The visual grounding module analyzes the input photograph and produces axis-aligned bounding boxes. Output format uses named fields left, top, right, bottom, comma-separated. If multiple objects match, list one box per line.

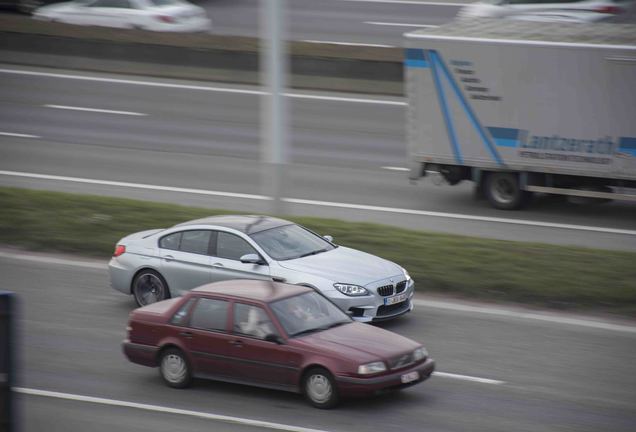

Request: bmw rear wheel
left=132, top=269, right=170, bottom=307
left=303, top=368, right=339, bottom=409
left=159, top=348, right=191, bottom=389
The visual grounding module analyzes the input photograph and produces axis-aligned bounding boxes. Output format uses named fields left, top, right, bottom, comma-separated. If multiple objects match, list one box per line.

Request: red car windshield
left=270, top=292, right=351, bottom=337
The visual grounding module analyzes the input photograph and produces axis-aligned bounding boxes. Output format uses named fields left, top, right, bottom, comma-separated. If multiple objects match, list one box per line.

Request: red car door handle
left=179, top=331, right=193, bottom=339
left=229, top=340, right=243, bottom=347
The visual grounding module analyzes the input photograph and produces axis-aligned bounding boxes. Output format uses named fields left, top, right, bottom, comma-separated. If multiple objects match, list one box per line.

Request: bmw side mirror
left=264, top=334, right=285, bottom=344
left=240, top=254, right=265, bottom=265
left=323, top=235, right=333, bottom=243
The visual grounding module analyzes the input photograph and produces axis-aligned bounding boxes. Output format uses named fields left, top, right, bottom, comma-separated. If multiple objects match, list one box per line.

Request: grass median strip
left=1, top=187, right=634, bottom=316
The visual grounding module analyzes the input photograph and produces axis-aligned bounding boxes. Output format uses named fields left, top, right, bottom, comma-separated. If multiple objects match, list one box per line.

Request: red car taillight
left=594, top=5, right=622, bottom=14
left=156, top=15, right=176, bottom=23
left=113, top=245, right=126, bottom=257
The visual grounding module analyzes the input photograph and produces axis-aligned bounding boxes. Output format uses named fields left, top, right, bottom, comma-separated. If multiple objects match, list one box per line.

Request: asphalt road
left=1, top=65, right=636, bottom=251
left=5, top=251, right=636, bottom=432
left=205, top=0, right=466, bottom=46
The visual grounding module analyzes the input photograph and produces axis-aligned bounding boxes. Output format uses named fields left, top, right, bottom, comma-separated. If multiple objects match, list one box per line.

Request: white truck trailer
left=405, top=20, right=636, bottom=209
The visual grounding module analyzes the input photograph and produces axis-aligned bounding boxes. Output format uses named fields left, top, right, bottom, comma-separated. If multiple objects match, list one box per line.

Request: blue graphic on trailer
left=427, top=49, right=463, bottom=164
left=406, top=48, right=504, bottom=166
left=488, top=127, right=528, bottom=148
left=405, top=48, right=430, bottom=68
left=618, top=137, right=636, bottom=156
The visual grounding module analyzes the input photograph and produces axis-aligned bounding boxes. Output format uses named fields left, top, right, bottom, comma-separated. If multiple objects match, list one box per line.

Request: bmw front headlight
left=413, top=347, right=428, bottom=362
left=334, top=283, right=369, bottom=296
left=401, top=267, right=411, bottom=282
left=358, top=361, right=387, bottom=375
left=401, top=267, right=414, bottom=287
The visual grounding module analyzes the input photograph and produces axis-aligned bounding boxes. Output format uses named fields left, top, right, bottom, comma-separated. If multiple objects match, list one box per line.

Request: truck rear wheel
left=484, top=172, right=530, bottom=210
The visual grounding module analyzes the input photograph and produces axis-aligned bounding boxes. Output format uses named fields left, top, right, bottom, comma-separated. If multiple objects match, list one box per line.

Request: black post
left=0, top=291, right=15, bottom=432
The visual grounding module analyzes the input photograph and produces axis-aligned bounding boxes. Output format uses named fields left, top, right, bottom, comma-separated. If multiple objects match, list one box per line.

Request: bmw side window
left=180, top=230, right=212, bottom=255
left=170, top=298, right=195, bottom=326
left=189, top=298, right=228, bottom=332
left=159, top=232, right=181, bottom=251
left=94, top=0, right=131, bottom=7
left=216, top=232, right=258, bottom=261
left=89, top=0, right=114, bottom=6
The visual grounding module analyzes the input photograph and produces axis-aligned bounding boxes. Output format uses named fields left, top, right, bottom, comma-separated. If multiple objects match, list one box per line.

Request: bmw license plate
left=384, top=292, right=407, bottom=306
left=401, top=371, right=419, bottom=384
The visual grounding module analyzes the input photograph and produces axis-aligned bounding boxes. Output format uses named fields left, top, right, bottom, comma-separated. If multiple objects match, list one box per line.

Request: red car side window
left=189, top=298, right=228, bottom=332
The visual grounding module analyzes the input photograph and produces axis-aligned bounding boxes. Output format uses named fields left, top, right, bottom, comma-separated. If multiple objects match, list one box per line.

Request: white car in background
left=34, top=0, right=212, bottom=32
left=457, top=0, right=633, bottom=20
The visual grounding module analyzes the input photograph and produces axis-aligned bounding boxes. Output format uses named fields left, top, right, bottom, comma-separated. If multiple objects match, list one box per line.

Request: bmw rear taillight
left=594, top=5, right=622, bottom=14
left=113, top=244, right=126, bottom=257
left=157, top=15, right=176, bottom=23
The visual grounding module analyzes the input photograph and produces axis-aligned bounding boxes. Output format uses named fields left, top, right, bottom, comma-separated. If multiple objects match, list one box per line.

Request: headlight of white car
left=401, top=267, right=411, bottom=282
left=334, top=283, right=368, bottom=296
left=358, top=361, right=387, bottom=375
left=413, top=347, right=428, bottom=362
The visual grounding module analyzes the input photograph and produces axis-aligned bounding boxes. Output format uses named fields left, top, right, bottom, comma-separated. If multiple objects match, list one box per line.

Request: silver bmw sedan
left=109, top=215, right=414, bottom=322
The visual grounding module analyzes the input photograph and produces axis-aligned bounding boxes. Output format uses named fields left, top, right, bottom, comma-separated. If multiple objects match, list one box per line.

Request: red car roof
left=190, top=280, right=311, bottom=303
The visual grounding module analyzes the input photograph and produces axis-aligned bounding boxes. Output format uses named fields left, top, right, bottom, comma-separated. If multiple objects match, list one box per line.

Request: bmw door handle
left=164, top=255, right=175, bottom=262
left=229, top=340, right=243, bottom=348
left=179, top=331, right=193, bottom=339
left=212, top=263, right=224, bottom=268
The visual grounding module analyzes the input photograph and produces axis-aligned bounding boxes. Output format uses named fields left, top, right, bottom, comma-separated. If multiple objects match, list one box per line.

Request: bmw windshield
left=250, top=224, right=336, bottom=261
left=271, top=292, right=351, bottom=337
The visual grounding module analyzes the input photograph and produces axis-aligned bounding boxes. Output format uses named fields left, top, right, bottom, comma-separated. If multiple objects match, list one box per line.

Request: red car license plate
left=401, top=371, right=419, bottom=384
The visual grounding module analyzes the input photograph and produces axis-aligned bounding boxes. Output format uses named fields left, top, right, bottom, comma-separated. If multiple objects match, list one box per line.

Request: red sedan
left=123, top=280, right=435, bottom=408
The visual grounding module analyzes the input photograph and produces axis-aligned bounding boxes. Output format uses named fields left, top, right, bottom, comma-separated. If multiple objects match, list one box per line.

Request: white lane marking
left=0, top=250, right=107, bottom=270
left=1, top=170, right=635, bottom=237
left=282, top=197, right=636, bottom=236
left=0, top=68, right=264, bottom=95
left=414, top=299, right=636, bottom=335
left=301, top=39, right=396, bottom=48
left=364, top=21, right=440, bottom=27
left=0, top=68, right=404, bottom=107
left=14, top=388, right=332, bottom=432
left=44, top=104, right=147, bottom=116
left=433, top=372, right=504, bottom=385
left=404, top=33, right=636, bottom=51
left=0, top=170, right=271, bottom=201
left=381, top=166, right=410, bottom=171
left=285, top=93, right=405, bottom=106
left=1, top=250, right=635, bottom=335
left=0, top=132, right=41, bottom=139
left=340, top=0, right=466, bottom=6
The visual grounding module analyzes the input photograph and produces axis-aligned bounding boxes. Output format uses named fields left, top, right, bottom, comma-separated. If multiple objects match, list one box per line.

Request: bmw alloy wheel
left=133, top=271, right=168, bottom=306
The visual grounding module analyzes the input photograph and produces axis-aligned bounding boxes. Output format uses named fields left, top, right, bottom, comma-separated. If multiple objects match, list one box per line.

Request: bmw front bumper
left=325, top=278, right=415, bottom=322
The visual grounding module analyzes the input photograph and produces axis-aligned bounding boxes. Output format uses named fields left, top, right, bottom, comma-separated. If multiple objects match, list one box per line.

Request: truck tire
left=484, top=172, right=530, bottom=210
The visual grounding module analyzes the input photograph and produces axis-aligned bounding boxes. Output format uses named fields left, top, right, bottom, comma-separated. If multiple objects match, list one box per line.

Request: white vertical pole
left=261, top=0, right=288, bottom=215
